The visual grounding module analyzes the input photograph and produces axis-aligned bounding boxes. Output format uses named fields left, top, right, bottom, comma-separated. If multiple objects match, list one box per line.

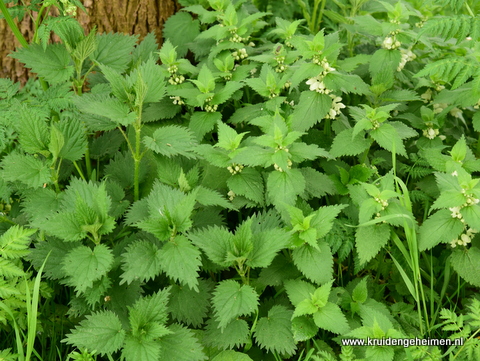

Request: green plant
left=1, top=0, right=480, bottom=359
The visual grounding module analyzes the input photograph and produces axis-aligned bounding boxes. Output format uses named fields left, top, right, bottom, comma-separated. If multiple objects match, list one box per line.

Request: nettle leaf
left=211, top=350, right=253, bottom=361
left=293, top=241, right=333, bottom=285
left=227, top=168, right=264, bottom=205
left=91, top=33, right=138, bottom=72
left=212, top=280, right=259, bottom=330
left=189, top=111, right=222, bottom=139
left=168, top=279, right=213, bottom=327
left=62, top=244, right=114, bottom=294
left=419, top=209, right=464, bottom=251
left=255, top=305, right=296, bottom=356
left=57, top=117, right=88, bottom=161
left=122, top=335, right=161, bottom=361
left=355, top=223, right=391, bottom=264
left=163, top=12, right=200, bottom=58
left=143, top=125, right=197, bottom=158
left=330, top=128, right=372, bottom=158
left=15, top=105, right=49, bottom=155
left=158, top=323, right=207, bottom=361
left=196, top=186, right=233, bottom=209
left=158, top=235, right=202, bottom=291
left=247, top=228, right=290, bottom=268
left=291, top=316, right=318, bottom=342
left=450, top=247, right=480, bottom=288
left=188, top=225, right=232, bottom=267
left=290, top=92, right=331, bottom=132
left=74, top=93, right=137, bottom=126
left=370, top=123, right=406, bottom=156
left=13, top=44, right=74, bottom=84
left=267, top=169, right=305, bottom=207
left=1, top=152, right=50, bottom=188
left=120, top=240, right=162, bottom=285
left=284, top=279, right=316, bottom=307
left=128, top=289, right=170, bottom=332
left=313, top=302, right=350, bottom=334
left=204, top=318, right=250, bottom=350
left=28, top=237, right=81, bottom=280
left=64, top=310, right=125, bottom=355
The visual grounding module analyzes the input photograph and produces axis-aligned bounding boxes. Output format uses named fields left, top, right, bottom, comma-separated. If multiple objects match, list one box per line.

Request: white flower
left=449, top=206, right=462, bottom=219
left=306, top=77, right=330, bottom=94
left=450, top=239, right=458, bottom=248
left=423, top=128, right=439, bottom=139
left=421, top=89, right=432, bottom=103
left=382, top=36, right=401, bottom=50
left=460, top=233, right=471, bottom=246
left=450, top=107, right=463, bottom=119
left=451, top=170, right=458, bottom=177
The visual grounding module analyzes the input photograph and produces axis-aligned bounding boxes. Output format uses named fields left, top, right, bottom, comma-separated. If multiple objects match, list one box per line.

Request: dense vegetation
left=1, top=0, right=480, bottom=360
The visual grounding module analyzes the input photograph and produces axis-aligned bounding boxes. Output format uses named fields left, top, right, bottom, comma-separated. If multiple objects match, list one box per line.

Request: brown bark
left=0, top=0, right=180, bottom=82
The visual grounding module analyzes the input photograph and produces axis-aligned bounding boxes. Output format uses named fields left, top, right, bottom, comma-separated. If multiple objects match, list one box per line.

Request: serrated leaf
left=158, top=235, right=201, bottom=291
left=370, top=123, right=406, bottom=156
left=189, top=226, right=232, bottom=267
left=189, top=111, right=221, bottom=139
left=355, top=223, right=390, bottom=264
left=196, top=186, right=233, bottom=209
left=290, top=91, right=331, bottom=132
left=211, top=350, right=253, bottom=361
left=128, top=289, right=170, bottom=333
left=15, top=105, right=49, bottom=155
left=212, top=280, right=259, bottom=330
left=1, top=153, right=50, bottom=188
left=254, top=305, right=296, bottom=356
left=64, top=310, right=125, bottom=355
left=13, top=44, right=74, bottom=84
left=63, top=244, right=114, bottom=294
left=284, top=279, right=316, bottom=307
left=163, top=12, right=200, bottom=58
left=204, top=318, right=250, bottom=350
left=419, top=209, right=464, bottom=251
left=292, top=241, right=333, bottom=285
left=91, top=33, right=138, bottom=72
left=158, top=324, right=207, bottom=361
left=313, top=302, right=350, bottom=334
left=330, top=128, right=372, bottom=157
left=120, top=240, right=162, bottom=285
left=0, top=225, right=35, bottom=260
left=57, top=117, right=88, bottom=161
left=291, top=316, right=319, bottom=342
left=247, top=228, right=290, bottom=268
left=122, top=335, right=161, bottom=361
left=227, top=168, right=264, bottom=205
left=267, top=169, right=305, bottom=207
left=143, top=125, right=197, bottom=158
left=450, top=247, right=480, bottom=287
left=169, top=280, right=213, bottom=327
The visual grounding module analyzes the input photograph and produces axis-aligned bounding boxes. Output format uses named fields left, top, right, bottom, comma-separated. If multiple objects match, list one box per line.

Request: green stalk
left=0, top=1, right=29, bottom=48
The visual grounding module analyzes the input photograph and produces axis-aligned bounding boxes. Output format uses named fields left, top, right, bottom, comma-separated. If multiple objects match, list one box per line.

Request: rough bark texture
left=0, top=0, right=180, bottom=82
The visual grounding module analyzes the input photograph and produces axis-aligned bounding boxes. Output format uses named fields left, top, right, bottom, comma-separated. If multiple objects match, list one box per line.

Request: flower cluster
left=374, top=197, right=389, bottom=210
left=170, top=96, right=184, bottom=105
left=382, top=36, right=401, bottom=50
left=227, top=190, right=235, bottom=201
left=167, top=65, right=185, bottom=85
left=422, top=127, right=439, bottom=139
left=306, top=77, right=330, bottom=94
left=204, top=104, right=218, bottom=112
left=326, top=95, right=346, bottom=119
left=450, top=228, right=477, bottom=248
left=232, top=48, right=248, bottom=61
left=275, top=55, right=287, bottom=73
left=227, top=163, right=244, bottom=175
left=60, top=0, right=77, bottom=16
left=397, top=49, right=416, bottom=71
left=433, top=103, right=448, bottom=114
left=273, top=159, right=292, bottom=172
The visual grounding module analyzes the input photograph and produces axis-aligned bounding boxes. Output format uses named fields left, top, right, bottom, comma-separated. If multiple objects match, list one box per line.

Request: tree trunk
left=0, top=0, right=180, bottom=82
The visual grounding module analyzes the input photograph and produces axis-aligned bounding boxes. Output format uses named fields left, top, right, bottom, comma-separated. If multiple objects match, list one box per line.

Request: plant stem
left=0, top=1, right=29, bottom=48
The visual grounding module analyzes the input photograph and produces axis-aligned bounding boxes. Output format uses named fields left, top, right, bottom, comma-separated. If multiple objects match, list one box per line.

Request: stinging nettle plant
left=2, top=0, right=480, bottom=359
